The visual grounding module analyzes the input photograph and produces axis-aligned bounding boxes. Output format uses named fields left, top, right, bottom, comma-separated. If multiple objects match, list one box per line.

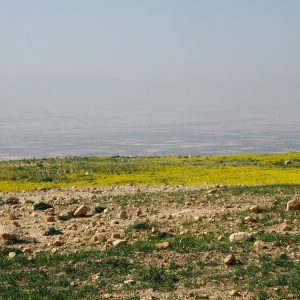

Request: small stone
left=224, top=254, right=236, bottom=265
left=244, top=216, right=256, bottom=223
left=118, top=210, right=128, bottom=220
left=218, top=235, right=223, bottom=241
left=151, top=227, right=157, bottom=233
left=7, top=196, right=19, bottom=205
left=91, top=273, right=100, bottom=282
left=112, top=239, right=126, bottom=246
left=194, top=216, right=200, bottom=221
left=74, top=205, right=90, bottom=217
left=250, top=206, right=261, bottom=213
left=8, top=252, right=17, bottom=259
left=111, top=233, right=121, bottom=239
left=282, top=225, right=292, bottom=232
left=229, top=232, right=252, bottom=242
left=155, top=241, right=170, bottom=249
left=110, top=219, right=119, bottom=225
left=287, top=200, right=300, bottom=211
left=46, top=216, right=56, bottom=222
left=229, top=290, right=241, bottom=296
left=124, top=279, right=135, bottom=285
left=45, top=208, right=55, bottom=216
left=23, top=247, right=33, bottom=254
left=53, top=240, right=63, bottom=246
left=93, top=234, right=106, bottom=242
left=254, top=240, right=268, bottom=249
left=206, top=189, right=217, bottom=195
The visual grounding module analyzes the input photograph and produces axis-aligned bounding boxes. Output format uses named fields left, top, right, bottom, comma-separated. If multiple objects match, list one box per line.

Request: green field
left=1, top=153, right=300, bottom=191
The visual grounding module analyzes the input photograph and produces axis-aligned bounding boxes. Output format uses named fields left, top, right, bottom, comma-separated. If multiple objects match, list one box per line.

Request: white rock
left=112, top=239, right=126, bottom=246
left=229, top=232, right=252, bottom=242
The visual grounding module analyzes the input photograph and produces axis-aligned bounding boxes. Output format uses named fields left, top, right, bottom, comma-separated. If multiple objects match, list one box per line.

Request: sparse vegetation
left=0, top=153, right=300, bottom=192
left=44, top=227, right=63, bottom=236
left=33, top=202, right=53, bottom=211
left=0, top=155, right=299, bottom=299
left=57, top=210, right=75, bottom=221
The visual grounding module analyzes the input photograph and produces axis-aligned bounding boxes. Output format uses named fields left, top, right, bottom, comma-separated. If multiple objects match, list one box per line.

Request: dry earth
left=0, top=185, right=300, bottom=299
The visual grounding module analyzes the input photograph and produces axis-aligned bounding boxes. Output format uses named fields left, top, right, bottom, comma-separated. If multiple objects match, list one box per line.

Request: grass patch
left=44, top=227, right=63, bottom=236
left=33, top=202, right=54, bottom=211
left=58, top=211, right=75, bottom=221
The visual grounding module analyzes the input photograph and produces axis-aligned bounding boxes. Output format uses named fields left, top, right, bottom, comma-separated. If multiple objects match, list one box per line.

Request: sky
left=1, top=0, right=300, bottom=114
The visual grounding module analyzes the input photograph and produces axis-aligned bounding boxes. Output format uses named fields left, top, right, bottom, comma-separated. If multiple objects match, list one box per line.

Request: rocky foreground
left=0, top=185, right=300, bottom=299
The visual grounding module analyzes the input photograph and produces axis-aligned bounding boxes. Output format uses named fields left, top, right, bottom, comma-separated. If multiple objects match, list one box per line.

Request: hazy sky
left=1, top=0, right=300, bottom=113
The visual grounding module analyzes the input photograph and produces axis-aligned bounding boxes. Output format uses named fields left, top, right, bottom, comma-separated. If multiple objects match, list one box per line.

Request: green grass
left=0, top=230, right=299, bottom=299
left=33, top=202, right=54, bottom=211
left=44, top=227, right=63, bottom=236
left=1, top=153, right=300, bottom=191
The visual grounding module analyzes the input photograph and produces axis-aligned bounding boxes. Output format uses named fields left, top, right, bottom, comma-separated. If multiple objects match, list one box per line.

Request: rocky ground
left=0, top=184, right=300, bottom=299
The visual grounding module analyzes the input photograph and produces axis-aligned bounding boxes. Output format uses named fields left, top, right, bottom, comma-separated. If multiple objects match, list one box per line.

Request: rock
left=110, top=220, right=119, bottom=225
left=111, top=233, right=121, bottom=239
left=23, top=247, right=33, bottom=254
left=166, top=214, right=173, bottom=220
left=112, top=239, right=126, bottom=246
left=229, top=232, right=252, bottom=242
left=287, top=200, right=300, bottom=211
left=92, top=234, right=106, bottom=243
left=244, top=216, right=256, bottom=223
left=53, top=240, right=63, bottom=246
left=254, top=240, right=269, bottom=249
left=206, top=189, right=217, bottom=195
left=0, top=225, right=17, bottom=241
left=194, top=216, right=200, bottom=221
left=124, top=279, right=135, bottom=285
left=229, top=290, right=241, bottom=296
left=7, top=196, right=19, bottom=205
left=226, top=204, right=234, bottom=209
left=224, top=254, right=236, bottom=265
left=282, top=225, right=292, bottom=232
left=155, top=241, right=170, bottom=249
left=8, top=252, right=17, bottom=259
left=45, top=208, right=55, bottom=216
left=46, top=216, right=56, bottom=222
left=250, top=206, right=261, bottom=213
left=9, top=214, right=18, bottom=220
left=118, top=210, right=128, bottom=220
left=91, top=273, right=100, bottom=282
left=151, top=227, right=158, bottom=233
left=74, top=205, right=90, bottom=217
